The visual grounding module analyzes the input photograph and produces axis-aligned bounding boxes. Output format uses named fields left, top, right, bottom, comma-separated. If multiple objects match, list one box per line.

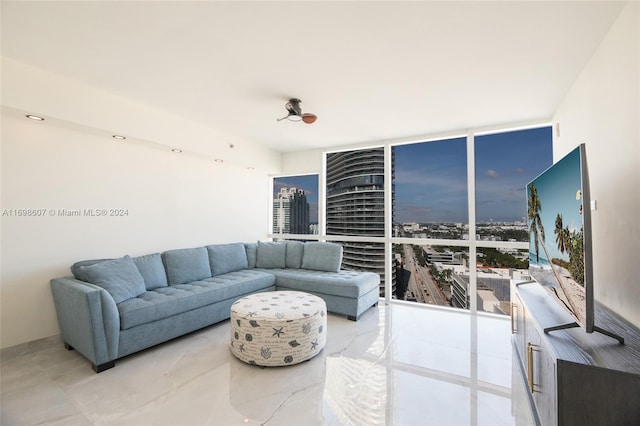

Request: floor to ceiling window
left=270, top=123, right=552, bottom=315
left=391, top=136, right=469, bottom=308
left=472, top=126, right=553, bottom=314
left=389, top=126, right=551, bottom=314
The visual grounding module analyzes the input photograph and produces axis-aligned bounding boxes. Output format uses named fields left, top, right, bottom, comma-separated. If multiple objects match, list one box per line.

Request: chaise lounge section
left=50, top=241, right=380, bottom=372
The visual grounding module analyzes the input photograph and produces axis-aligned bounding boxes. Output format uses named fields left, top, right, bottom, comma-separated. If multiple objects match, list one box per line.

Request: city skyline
left=273, top=175, right=319, bottom=224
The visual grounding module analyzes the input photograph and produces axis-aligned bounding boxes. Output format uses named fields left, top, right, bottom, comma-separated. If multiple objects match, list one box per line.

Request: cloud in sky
left=486, top=169, right=499, bottom=178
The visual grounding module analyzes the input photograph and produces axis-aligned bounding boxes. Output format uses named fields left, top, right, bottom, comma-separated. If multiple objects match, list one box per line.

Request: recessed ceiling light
left=214, top=159, right=223, bottom=163
left=26, top=114, right=45, bottom=121
left=112, top=135, right=126, bottom=140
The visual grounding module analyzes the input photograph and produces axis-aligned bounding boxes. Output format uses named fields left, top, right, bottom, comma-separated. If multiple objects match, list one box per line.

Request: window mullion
left=384, top=143, right=393, bottom=304
left=467, top=133, right=477, bottom=314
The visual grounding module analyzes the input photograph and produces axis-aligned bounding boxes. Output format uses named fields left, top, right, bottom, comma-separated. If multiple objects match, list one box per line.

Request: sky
left=394, top=136, right=469, bottom=223
left=274, top=126, right=553, bottom=226
left=474, top=126, right=553, bottom=223
left=394, top=127, right=552, bottom=223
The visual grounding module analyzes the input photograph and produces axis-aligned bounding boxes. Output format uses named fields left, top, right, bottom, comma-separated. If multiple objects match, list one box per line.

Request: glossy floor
left=1, top=302, right=536, bottom=425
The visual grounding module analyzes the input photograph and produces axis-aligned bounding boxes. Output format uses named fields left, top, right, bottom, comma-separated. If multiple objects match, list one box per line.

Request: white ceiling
left=1, top=1, right=626, bottom=153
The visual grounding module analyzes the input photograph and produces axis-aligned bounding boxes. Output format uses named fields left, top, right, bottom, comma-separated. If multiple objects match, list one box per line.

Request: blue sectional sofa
left=50, top=241, right=380, bottom=372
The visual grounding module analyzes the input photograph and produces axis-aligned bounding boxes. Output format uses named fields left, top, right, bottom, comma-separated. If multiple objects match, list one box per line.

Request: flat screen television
left=527, top=144, right=622, bottom=342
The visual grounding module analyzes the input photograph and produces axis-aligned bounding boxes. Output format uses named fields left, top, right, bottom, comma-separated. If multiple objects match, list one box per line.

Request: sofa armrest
left=50, top=277, right=120, bottom=367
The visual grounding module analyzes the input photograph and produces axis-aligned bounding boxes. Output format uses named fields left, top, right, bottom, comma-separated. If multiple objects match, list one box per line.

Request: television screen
left=527, top=144, right=594, bottom=332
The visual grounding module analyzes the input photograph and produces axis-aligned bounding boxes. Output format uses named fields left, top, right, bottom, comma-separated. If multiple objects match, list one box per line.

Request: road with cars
left=402, top=244, right=447, bottom=306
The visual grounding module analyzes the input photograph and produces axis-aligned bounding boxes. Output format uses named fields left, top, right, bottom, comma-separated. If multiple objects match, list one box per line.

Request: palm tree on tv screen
left=529, top=182, right=579, bottom=315
left=528, top=183, right=544, bottom=263
left=554, top=214, right=571, bottom=255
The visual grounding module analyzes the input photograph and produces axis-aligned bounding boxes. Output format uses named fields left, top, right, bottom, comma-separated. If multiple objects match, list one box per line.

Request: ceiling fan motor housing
left=278, top=97, right=316, bottom=123
left=286, top=98, right=303, bottom=117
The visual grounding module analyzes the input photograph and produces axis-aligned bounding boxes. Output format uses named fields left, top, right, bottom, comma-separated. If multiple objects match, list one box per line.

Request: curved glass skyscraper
left=326, top=148, right=394, bottom=296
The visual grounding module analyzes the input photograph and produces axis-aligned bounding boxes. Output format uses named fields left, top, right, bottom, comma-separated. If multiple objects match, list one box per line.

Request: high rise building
left=273, top=187, right=310, bottom=234
left=326, top=148, right=395, bottom=296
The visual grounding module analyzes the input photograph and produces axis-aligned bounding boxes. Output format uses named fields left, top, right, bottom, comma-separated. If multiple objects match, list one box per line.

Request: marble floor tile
left=1, top=302, right=535, bottom=425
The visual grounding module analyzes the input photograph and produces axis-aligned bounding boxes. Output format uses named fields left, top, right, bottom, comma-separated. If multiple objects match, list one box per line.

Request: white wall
left=553, top=2, right=639, bottom=327
left=280, top=149, right=323, bottom=176
left=0, top=111, right=276, bottom=348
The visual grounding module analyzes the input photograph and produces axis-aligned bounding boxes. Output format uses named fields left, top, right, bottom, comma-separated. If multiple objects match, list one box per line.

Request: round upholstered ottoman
left=230, top=291, right=327, bottom=367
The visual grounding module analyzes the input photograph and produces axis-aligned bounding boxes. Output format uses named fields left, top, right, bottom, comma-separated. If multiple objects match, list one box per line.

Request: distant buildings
left=450, top=267, right=531, bottom=314
left=423, top=247, right=463, bottom=265
left=418, top=243, right=530, bottom=314
left=402, top=223, right=421, bottom=232
left=395, top=221, right=529, bottom=313
left=273, top=187, right=311, bottom=234
left=401, top=221, right=527, bottom=242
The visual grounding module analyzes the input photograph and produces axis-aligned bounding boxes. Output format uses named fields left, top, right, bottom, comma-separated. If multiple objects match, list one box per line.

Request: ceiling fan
left=277, top=98, right=317, bottom=124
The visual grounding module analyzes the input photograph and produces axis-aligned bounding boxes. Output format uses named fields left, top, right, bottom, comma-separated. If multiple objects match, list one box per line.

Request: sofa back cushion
left=301, top=242, right=343, bottom=272
left=74, top=255, right=146, bottom=304
left=256, top=241, right=286, bottom=269
left=71, top=258, right=112, bottom=277
left=132, top=253, right=168, bottom=290
left=206, top=243, right=249, bottom=276
left=285, top=241, right=305, bottom=269
left=245, top=243, right=258, bottom=268
left=162, top=247, right=211, bottom=285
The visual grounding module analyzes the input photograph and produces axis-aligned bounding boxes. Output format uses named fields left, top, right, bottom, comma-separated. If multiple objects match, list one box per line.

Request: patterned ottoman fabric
left=230, top=291, right=327, bottom=366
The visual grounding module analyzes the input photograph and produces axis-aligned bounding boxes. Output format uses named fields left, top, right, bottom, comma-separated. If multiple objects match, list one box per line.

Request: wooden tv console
left=511, top=282, right=640, bottom=426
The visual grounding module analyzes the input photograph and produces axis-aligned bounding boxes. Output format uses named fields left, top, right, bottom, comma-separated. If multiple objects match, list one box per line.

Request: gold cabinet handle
left=527, top=342, right=536, bottom=393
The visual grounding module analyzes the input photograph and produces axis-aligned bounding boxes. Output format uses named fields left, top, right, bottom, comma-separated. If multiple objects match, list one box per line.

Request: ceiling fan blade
left=302, top=113, right=317, bottom=124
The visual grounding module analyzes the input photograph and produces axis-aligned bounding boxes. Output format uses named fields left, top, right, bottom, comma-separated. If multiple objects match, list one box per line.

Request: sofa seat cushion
left=262, top=268, right=380, bottom=299
left=118, top=270, right=276, bottom=330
